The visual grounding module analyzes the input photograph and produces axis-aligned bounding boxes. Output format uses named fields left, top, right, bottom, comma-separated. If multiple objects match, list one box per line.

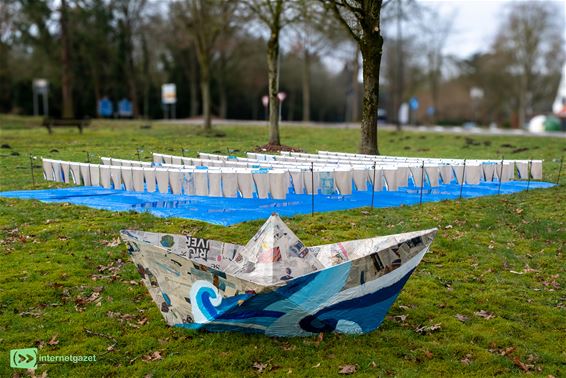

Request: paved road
left=161, top=118, right=566, bottom=138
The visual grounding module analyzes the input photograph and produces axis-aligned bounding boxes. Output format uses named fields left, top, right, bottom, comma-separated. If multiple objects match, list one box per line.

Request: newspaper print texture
left=120, top=214, right=437, bottom=336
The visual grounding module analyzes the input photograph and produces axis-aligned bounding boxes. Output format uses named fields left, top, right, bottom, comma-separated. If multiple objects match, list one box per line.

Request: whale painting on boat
left=120, top=214, right=437, bottom=336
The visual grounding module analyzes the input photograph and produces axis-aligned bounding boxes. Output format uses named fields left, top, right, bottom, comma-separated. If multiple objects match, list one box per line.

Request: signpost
left=409, top=96, right=419, bottom=125
left=33, top=79, right=49, bottom=117
left=161, top=83, right=177, bottom=119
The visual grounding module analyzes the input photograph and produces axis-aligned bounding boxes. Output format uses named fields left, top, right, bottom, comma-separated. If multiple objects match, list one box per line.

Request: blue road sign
left=98, top=98, right=113, bottom=117
left=409, top=97, right=419, bottom=110
left=118, top=99, right=133, bottom=117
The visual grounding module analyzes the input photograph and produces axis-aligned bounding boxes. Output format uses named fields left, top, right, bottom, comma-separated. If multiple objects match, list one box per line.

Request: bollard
left=497, top=156, right=505, bottom=195
left=29, top=154, right=36, bottom=186
left=526, top=159, right=531, bottom=192
left=419, top=160, right=425, bottom=206
left=557, top=156, right=563, bottom=185
left=311, top=162, right=315, bottom=216
left=371, top=162, right=376, bottom=210
left=459, top=159, right=467, bottom=200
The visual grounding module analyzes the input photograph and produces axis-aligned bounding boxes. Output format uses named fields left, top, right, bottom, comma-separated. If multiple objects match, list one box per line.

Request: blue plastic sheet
left=0, top=181, right=555, bottom=226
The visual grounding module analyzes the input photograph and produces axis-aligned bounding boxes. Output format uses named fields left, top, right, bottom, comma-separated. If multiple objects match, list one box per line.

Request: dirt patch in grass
left=253, top=143, right=303, bottom=153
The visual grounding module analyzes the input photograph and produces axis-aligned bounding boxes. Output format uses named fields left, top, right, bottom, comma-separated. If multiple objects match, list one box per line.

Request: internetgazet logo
left=10, top=347, right=97, bottom=369
left=10, top=348, right=38, bottom=369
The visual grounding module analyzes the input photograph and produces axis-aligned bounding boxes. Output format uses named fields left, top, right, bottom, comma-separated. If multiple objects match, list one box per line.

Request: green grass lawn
left=0, top=115, right=564, bottom=377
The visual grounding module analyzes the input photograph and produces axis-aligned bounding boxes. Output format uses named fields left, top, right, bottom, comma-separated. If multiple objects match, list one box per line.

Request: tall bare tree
left=176, top=0, right=235, bottom=131
left=494, top=1, right=564, bottom=129
left=418, top=7, right=454, bottom=124
left=325, top=0, right=385, bottom=155
left=244, top=0, right=295, bottom=145
left=115, top=0, right=146, bottom=118
left=60, top=0, right=73, bottom=117
left=295, top=0, right=346, bottom=123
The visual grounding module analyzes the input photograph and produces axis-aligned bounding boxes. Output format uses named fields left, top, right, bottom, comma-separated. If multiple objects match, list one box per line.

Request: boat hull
left=120, top=228, right=436, bottom=336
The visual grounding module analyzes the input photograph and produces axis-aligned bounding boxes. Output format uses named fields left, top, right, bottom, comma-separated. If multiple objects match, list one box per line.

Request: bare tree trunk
left=189, top=49, right=199, bottom=118
left=267, top=29, right=280, bottom=145
left=142, top=34, right=150, bottom=119
left=431, top=70, right=439, bottom=125
left=88, top=56, right=101, bottom=116
left=199, top=53, right=212, bottom=130
left=395, top=0, right=403, bottom=131
left=517, top=75, right=526, bottom=129
left=360, top=37, right=383, bottom=155
left=352, top=45, right=360, bottom=122
left=218, top=51, right=227, bottom=119
left=127, top=48, right=140, bottom=118
left=92, top=73, right=101, bottom=116
left=60, top=0, right=74, bottom=118
left=302, top=48, right=310, bottom=122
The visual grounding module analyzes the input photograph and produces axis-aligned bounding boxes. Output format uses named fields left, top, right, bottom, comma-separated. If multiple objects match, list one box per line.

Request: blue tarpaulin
left=0, top=181, right=554, bottom=226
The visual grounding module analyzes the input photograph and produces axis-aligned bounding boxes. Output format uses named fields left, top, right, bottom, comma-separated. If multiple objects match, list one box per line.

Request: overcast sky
left=421, top=0, right=566, bottom=59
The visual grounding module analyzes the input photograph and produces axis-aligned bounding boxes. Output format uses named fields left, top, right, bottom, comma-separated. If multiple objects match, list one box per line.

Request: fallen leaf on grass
left=338, top=364, right=357, bottom=375
left=523, top=267, right=537, bottom=274
left=423, top=350, right=433, bottom=359
left=513, top=356, right=534, bottom=372
left=26, top=369, right=48, bottom=378
left=474, top=310, right=495, bottom=320
left=455, top=314, right=469, bottom=322
left=312, top=362, right=321, bottom=368
left=542, top=274, right=560, bottom=290
left=461, top=354, right=472, bottom=365
left=415, top=323, right=441, bottom=335
left=74, top=291, right=101, bottom=312
left=489, top=346, right=515, bottom=356
left=142, top=351, right=162, bottom=362
left=101, top=238, right=121, bottom=247
left=281, top=342, right=295, bottom=351
left=19, top=309, right=43, bottom=318
left=47, top=335, right=59, bottom=346
left=252, top=362, right=268, bottom=373
left=393, top=314, right=408, bottom=323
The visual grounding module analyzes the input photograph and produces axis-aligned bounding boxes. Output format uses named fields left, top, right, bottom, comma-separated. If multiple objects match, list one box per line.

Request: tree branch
left=328, top=1, right=361, bottom=43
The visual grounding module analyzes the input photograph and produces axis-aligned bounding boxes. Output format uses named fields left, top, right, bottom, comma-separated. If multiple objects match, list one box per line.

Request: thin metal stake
left=311, top=162, right=314, bottom=216
left=497, top=156, right=505, bottom=195
left=86, top=152, right=91, bottom=163
left=29, top=154, right=36, bottom=186
left=526, top=159, right=532, bottom=192
left=459, top=159, right=467, bottom=200
left=136, top=147, right=142, bottom=161
left=419, top=160, right=425, bottom=206
left=371, top=162, right=376, bottom=210
left=557, top=156, right=563, bottom=185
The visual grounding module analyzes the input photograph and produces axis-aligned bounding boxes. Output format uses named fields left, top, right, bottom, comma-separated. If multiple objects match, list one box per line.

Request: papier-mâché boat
left=120, top=214, right=436, bottom=337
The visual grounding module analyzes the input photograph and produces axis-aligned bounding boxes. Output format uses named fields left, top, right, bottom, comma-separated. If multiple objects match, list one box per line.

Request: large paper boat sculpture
left=120, top=214, right=437, bottom=336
